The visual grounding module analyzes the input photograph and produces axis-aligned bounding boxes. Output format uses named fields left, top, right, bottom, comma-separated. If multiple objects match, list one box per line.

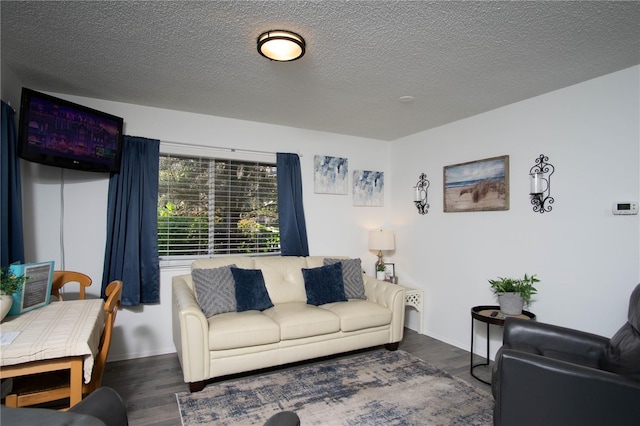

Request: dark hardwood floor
left=102, top=329, right=492, bottom=425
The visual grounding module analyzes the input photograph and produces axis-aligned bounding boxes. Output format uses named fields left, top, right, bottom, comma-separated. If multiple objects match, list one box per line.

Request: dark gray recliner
left=1, top=386, right=299, bottom=426
left=1, top=386, right=128, bottom=426
left=492, top=283, right=640, bottom=426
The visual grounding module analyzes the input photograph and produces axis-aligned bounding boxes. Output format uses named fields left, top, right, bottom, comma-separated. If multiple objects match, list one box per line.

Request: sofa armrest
left=363, top=275, right=405, bottom=343
left=503, top=317, right=609, bottom=363
left=494, top=349, right=640, bottom=426
left=172, top=274, right=210, bottom=383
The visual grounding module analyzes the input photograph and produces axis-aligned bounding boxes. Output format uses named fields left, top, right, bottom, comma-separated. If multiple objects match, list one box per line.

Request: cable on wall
left=59, top=168, right=65, bottom=271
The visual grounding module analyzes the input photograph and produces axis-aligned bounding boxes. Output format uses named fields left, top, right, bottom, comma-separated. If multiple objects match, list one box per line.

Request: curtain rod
left=160, top=140, right=302, bottom=157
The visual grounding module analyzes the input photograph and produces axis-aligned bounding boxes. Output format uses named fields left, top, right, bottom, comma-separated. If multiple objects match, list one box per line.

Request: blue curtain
left=102, top=136, right=160, bottom=305
left=276, top=153, right=309, bottom=256
left=1, top=101, right=25, bottom=266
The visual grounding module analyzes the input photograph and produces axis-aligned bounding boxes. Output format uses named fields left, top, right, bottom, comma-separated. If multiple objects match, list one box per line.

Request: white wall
left=389, top=66, right=640, bottom=357
left=3, top=62, right=638, bottom=362
left=2, top=83, right=391, bottom=359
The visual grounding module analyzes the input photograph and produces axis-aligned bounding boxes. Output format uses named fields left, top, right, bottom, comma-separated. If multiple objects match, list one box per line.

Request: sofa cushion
left=264, top=302, right=341, bottom=339
left=231, top=267, right=274, bottom=312
left=208, top=311, right=280, bottom=350
left=320, top=299, right=392, bottom=332
left=192, top=265, right=237, bottom=317
left=323, top=258, right=366, bottom=300
left=302, top=263, right=347, bottom=306
left=253, top=257, right=308, bottom=304
left=305, top=256, right=348, bottom=268
left=192, top=256, right=255, bottom=270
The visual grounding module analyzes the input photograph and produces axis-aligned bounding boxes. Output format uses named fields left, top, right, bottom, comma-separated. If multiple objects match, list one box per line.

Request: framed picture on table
left=7, top=260, right=54, bottom=316
left=383, top=263, right=396, bottom=283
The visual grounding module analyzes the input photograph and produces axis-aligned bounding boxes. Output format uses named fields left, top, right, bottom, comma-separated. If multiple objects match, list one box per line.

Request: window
left=158, top=154, right=279, bottom=259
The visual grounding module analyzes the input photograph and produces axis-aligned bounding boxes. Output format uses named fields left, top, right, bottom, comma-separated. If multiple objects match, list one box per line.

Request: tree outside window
left=158, top=155, right=279, bottom=258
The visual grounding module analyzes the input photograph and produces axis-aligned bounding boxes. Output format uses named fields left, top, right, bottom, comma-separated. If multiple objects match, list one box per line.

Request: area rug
left=176, top=350, right=493, bottom=425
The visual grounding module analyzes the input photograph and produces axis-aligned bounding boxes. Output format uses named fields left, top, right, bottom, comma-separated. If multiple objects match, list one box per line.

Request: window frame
left=158, top=143, right=279, bottom=267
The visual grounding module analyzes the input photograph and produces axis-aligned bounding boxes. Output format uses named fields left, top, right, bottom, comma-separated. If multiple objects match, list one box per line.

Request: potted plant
left=488, top=273, right=540, bottom=315
left=1, top=267, right=28, bottom=321
left=376, top=263, right=386, bottom=280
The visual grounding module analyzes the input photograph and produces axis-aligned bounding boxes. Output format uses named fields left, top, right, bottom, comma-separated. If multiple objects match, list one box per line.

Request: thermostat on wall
left=612, top=201, right=638, bottom=215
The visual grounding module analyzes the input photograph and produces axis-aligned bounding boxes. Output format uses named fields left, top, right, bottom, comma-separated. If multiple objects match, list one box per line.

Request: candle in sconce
left=530, top=173, right=544, bottom=194
left=414, top=187, right=422, bottom=202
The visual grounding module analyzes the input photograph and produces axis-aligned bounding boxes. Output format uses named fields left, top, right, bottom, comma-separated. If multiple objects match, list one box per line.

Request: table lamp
left=368, top=229, right=395, bottom=270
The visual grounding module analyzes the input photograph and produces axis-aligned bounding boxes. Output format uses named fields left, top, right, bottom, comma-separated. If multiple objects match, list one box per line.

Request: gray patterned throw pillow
left=323, top=258, right=366, bottom=300
left=192, top=265, right=237, bottom=317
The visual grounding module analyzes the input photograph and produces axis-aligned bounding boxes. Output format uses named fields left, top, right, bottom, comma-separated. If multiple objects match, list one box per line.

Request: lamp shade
left=368, top=230, right=395, bottom=251
left=257, top=30, right=305, bottom=61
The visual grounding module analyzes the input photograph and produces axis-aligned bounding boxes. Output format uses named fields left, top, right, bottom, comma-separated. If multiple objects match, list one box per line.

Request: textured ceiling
left=1, top=1, right=639, bottom=141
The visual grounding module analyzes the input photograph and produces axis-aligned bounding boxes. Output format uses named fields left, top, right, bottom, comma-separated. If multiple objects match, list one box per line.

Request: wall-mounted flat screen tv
left=18, top=88, right=124, bottom=173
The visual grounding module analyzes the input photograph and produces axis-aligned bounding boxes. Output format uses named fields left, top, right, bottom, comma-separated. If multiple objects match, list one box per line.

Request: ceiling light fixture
left=257, top=30, right=305, bottom=62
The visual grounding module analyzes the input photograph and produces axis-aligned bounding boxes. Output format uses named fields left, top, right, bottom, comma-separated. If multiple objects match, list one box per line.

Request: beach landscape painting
left=443, top=155, right=509, bottom=212
left=314, top=155, right=348, bottom=194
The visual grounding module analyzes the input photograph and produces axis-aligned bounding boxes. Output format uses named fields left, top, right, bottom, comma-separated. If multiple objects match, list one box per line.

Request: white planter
left=0, top=294, right=13, bottom=321
left=376, top=271, right=386, bottom=280
left=498, top=293, right=524, bottom=315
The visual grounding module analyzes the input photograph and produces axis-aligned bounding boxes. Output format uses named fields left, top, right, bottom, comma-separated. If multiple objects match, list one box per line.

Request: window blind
left=158, top=154, right=279, bottom=259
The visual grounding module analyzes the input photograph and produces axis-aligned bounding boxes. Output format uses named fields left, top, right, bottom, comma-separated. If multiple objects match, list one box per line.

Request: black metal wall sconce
left=413, top=173, right=430, bottom=214
left=529, top=154, right=555, bottom=213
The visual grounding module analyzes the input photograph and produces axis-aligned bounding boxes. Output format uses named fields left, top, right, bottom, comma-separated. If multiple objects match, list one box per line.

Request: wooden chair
left=51, top=270, right=93, bottom=301
left=4, top=280, right=123, bottom=409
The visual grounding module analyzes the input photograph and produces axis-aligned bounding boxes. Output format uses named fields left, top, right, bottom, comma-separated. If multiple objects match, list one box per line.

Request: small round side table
left=470, top=305, right=536, bottom=385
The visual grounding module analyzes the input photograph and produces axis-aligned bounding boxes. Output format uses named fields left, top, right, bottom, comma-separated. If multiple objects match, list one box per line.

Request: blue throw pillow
left=230, top=267, right=274, bottom=312
left=302, top=262, right=347, bottom=306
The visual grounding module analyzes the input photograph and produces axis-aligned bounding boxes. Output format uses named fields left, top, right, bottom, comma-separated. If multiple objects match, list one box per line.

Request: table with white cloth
left=0, top=299, right=105, bottom=407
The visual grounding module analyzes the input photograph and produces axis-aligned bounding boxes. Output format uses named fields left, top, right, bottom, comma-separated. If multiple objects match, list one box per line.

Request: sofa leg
left=189, top=381, right=206, bottom=392
left=385, top=342, right=399, bottom=351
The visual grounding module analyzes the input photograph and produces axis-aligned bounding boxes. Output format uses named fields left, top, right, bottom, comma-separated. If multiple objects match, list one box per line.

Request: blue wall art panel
left=314, top=155, right=348, bottom=194
left=353, top=170, right=384, bottom=206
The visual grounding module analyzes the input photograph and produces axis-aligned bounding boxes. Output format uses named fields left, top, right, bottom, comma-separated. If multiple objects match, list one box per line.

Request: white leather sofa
left=172, top=256, right=406, bottom=391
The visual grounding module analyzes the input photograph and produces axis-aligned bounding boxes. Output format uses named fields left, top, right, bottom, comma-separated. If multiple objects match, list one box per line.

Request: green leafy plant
left=376, top=263, right=386, bottom=272
left=488, top=273, right=540, bottom=306
left=0, top=267, right=28, bottom=296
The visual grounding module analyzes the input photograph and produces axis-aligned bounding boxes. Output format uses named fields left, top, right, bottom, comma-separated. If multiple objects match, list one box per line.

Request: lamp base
left=376, top=251, right=385, bottom=270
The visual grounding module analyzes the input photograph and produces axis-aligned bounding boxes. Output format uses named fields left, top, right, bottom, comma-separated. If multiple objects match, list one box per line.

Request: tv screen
left=17, top=88, right=124, bottom=173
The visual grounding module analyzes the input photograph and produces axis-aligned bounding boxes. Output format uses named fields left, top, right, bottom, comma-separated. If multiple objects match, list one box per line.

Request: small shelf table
left=399, top=285, right=424, bottom=334
left=470, top=305, right=535, bottom=385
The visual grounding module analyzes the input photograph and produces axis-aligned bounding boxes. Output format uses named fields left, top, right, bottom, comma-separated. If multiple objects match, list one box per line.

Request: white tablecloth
left=0, top=299, right=105, bottom=383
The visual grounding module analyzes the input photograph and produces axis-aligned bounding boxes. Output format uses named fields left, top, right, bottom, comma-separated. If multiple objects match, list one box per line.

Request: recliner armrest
left=495, top=350, right=640, bottom=426
left=0, top=387, right=127, bottom=426
left=69, top=386, right=128, bottom=426
left=503, top=317, right=608, bottom=362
